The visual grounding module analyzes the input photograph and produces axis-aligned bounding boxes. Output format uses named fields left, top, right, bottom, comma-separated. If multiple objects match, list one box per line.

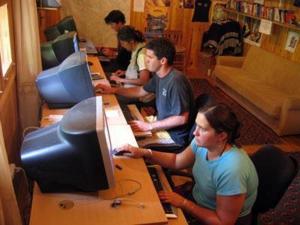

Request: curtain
left=0, top=121, right=22, bottom=225
left=13, top=0, right=42, bottom=132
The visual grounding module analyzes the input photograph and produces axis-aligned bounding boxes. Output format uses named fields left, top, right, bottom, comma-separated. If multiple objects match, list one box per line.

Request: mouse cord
left=111, top=178, right=142, bottom=199
left=23, top=126, right=40, bottom=138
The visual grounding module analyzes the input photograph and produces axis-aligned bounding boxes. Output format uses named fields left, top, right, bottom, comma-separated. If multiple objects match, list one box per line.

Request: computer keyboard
left=121, top=104, right=152, bottom=137
left=122, top=105, right=138, bottom=121
left=147, top=166, right=177, bottom=218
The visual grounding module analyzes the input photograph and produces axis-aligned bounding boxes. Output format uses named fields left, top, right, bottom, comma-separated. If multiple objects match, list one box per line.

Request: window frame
left=0, top=0, right=15, bottom=95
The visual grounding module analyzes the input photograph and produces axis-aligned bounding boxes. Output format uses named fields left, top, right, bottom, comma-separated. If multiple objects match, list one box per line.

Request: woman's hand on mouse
left=115, top=144, right=151, bottom=159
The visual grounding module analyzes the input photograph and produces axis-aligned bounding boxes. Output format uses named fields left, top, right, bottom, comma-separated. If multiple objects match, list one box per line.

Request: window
left=0, top=3, right=12, bottom=77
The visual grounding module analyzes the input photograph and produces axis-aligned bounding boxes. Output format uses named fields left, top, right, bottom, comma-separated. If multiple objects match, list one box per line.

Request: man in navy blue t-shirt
left=96, top=38, right=194, bottom=147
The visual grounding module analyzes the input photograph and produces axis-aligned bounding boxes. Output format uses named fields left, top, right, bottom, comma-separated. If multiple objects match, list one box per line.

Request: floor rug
left=190, top=79, right=282, bottom=146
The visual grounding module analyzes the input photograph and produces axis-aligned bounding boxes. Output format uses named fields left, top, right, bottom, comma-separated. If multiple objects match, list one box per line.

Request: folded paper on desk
left=43, top=115, right=63, bottom=123
left=105, top=110, right=120, bottom=118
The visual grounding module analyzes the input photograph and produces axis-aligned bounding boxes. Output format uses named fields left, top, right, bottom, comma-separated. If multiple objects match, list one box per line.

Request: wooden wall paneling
left=0, top=71, right=20, bottom=164
left=130, top=0, right=145, bottom=32
left=186, top=23, right=210, bottom=75
left=37, top=7, right=61, bottom=42
left=182, top=9, right=194, bottom=66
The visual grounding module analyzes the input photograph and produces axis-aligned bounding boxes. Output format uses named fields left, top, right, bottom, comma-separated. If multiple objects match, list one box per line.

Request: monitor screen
left=36, top=51, right=95, bottom=109
left=20, top=96, right=115, bottom=193
left=44, top=16, right=77, bottom=41
left=41, top=31, right=79, bottom=69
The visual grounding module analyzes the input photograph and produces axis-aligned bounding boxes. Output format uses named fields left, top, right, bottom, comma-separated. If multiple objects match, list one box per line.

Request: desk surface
left=33, top=55, right=187, bottom=225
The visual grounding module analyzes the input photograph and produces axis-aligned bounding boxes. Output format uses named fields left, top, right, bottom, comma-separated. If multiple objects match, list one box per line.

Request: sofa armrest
left=278, top=97, right=300, bottom=135
left=284, top=97, right=300, bottom=110
left=216, top=56, right=245, bottom=68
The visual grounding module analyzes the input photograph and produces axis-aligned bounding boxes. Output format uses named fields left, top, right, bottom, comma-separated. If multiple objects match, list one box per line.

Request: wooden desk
left=30, top=157, right=168, bottom=225
left=33, top=56, right=188, bottom=225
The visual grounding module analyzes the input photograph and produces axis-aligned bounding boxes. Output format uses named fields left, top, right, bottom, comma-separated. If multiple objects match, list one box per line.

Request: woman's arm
left=112, top=69, right=150, bottom=86
left=160, top=192, right=246, bottom=225
left=115, top=144, right=195, bottom=170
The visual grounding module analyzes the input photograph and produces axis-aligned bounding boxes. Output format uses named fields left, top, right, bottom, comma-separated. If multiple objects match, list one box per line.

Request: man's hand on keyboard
left=159, top=191, right=186, bottom=208
left=95, top=83, right=116, bottom=94
left=129, top=120, right=152, bottom=132
left=110, top=75, right=123, bottom=83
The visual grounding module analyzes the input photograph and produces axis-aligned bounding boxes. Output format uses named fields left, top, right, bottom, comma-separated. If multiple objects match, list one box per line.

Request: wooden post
left=0, top=122, right=22, bottom=225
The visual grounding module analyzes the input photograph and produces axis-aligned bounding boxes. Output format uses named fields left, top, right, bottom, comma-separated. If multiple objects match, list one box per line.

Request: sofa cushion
left=242, top=47, right=275, bottom=82
left=217, top=71, right=289, bottom=119
left=270, top=59, right=300, bottom=96
left=242, top=46, right=300, bottom=95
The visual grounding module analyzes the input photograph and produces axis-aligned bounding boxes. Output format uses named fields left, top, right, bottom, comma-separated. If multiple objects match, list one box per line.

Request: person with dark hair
left=114, top=103, right=258, bottom=225
left=104, top=10, right=126, bottom=25
left=96, top=38, right=194, bottom=148
left=101, top=10, right=131, bottom=72
left=110, top=25, right=150, bottom=87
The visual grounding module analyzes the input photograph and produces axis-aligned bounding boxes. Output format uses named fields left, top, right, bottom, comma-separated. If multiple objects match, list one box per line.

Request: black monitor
left=36, top=51, right=95, bottom=109
left=44, top=16, right=77, bottom=41
left=41, top=31, right=79, bottom=69
left=20, top=96, right=115, bottom=193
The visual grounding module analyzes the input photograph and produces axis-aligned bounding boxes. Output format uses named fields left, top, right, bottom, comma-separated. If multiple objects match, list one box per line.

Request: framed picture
left=285, top=31, right=300, bottom=53
left=243, top=17, right=262, bottom=47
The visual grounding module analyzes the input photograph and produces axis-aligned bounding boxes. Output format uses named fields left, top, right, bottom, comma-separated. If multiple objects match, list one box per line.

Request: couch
left=212, top=46, right=300, bottom=136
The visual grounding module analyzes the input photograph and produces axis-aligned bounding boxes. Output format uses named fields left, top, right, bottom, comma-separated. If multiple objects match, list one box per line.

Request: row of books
left=227, top=1, right=296, bottom=24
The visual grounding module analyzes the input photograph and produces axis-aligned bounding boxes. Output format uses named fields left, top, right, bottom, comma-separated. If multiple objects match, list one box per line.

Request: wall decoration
left=285, top=31, right=300, bottom=53
left=144, top=0, right=169, bottom=40
left=192, top=0, right=211, bottom=22
left=133, top=0, right=145, bottom=12
left=243, top=17, right=262, bottom=47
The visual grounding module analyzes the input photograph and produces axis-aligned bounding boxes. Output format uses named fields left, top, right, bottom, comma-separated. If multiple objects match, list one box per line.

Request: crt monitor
left=44, top=16, right=77, bottom=41
left=20, top=96, right=115, bottom=193
left=36, top=51, right=95, bottom=109
left=41, top=31, right=79, bottom=69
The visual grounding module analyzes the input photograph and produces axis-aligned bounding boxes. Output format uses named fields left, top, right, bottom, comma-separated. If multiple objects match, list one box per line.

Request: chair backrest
left=251, top=145, right=298, bottom=215
left=163, top=30, right=183, bottom=46
left=187, top=94, right=216, bottom=143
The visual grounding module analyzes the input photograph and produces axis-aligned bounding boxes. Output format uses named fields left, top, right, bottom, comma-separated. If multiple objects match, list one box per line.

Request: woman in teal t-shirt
left=115, top=103, right=258, bottom=225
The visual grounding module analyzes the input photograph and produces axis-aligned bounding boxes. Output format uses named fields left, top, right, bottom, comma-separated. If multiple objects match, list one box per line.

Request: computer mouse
left=111, top=148, right=132, bottom=156
left=88, top=61, right=93, bottom=66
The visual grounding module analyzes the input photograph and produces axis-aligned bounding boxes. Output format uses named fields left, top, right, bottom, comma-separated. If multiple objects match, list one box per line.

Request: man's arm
left=95, top=83, right=149, bottom=98
left=111, top=69, right=150, bottom=86
left=115, top=86, right=149, bottom=98
left=130, top=111, right=189, bottom=132
left=151, top=111, right=189, bottom=131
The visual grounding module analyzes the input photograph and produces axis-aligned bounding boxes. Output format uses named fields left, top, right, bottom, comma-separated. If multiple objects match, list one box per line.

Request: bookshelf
left=224, top=8, right=300, bottom=31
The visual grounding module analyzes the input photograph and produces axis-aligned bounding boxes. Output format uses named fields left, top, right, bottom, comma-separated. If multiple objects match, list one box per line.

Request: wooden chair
left=163, top=30, right=186, bottom=73
left=163, top=30, right=183, bottom=46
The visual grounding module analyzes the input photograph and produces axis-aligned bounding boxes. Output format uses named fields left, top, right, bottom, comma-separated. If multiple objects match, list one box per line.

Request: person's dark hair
left=104, top=10, right=126, bottom=24
left=117, top=26, right=145, bottom=43
left=145, top=38, right=176, bottom=65
left=199, top=103, right=241, bottom=144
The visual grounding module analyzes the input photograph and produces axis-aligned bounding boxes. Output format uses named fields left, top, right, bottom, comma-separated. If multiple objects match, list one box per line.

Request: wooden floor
left=186, top=69, right=300, bottom=154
